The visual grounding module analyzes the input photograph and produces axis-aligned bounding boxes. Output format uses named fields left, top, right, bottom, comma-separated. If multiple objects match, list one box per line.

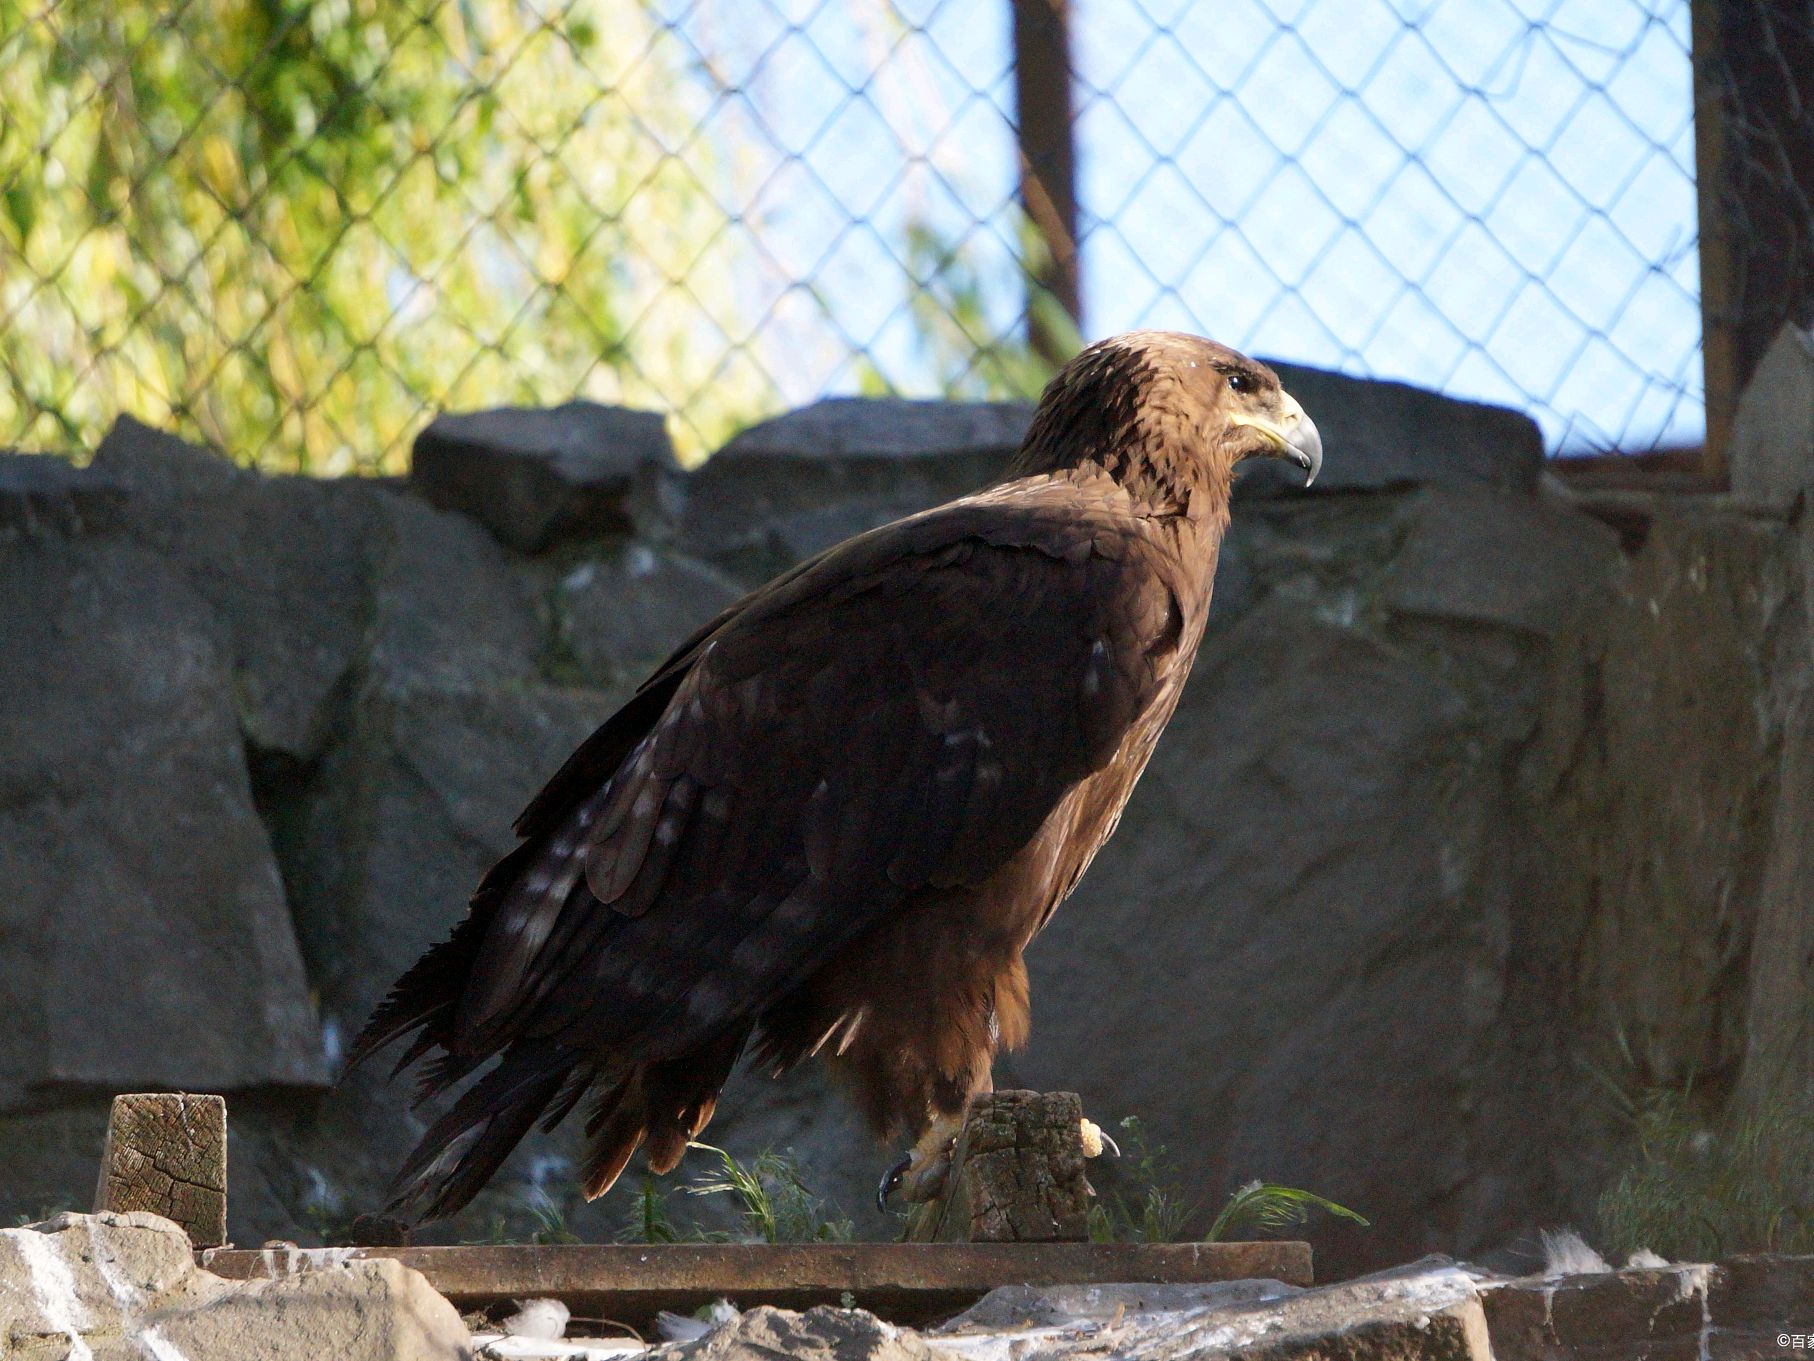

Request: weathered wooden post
left=904, top=1090, right=1103, bottom=1243
left=1012, top=0, right=1082, bottom=369
left=93, top=1092, right=228, bottom=1248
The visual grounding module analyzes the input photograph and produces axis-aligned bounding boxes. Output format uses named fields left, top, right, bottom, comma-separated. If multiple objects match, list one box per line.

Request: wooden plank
left=200, top=1240, right=1312, bottom=1330
left=93, top=1092, right=227, bottom=1248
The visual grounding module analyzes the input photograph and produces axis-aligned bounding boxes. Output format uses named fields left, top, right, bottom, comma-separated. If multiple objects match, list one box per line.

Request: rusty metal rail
left=202, top=1240, right=1312, bottom=1329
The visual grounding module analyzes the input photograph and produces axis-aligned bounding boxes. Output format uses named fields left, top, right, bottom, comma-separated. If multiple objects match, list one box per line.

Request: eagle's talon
left=887, top=1118, right=962, bottom=1206
left=876, top=1154, right=911, bottom=1213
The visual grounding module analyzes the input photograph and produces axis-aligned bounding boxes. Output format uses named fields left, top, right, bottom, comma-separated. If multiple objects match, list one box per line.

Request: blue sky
left=658, top=0, right=1701, bottom=454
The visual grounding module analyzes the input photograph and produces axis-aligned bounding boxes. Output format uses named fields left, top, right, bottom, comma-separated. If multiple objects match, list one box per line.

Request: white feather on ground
left=1539, top=1229, right=1613, bottom=1277
left=501, top=1298, right=571, bottom=1339
left=656, top=1298, right=740, bottom=1342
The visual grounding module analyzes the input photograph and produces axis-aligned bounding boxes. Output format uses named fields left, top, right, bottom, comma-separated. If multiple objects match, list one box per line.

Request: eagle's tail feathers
left=576, top=1028, right=749, bottom=1199
left=388, top=1040, right=577, bottom=1222
left=390, top=1026, right=446, bottom=1081
left=346, top=841, right=536, bottom=1074
left=539, top=1060, right=596, bottom=1135
left=579, top=1078, right=646, bottom=1200
left=411, top=1048, right=486, bottom=1107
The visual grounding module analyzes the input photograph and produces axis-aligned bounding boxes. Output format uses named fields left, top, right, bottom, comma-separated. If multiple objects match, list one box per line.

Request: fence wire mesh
left=0, top=0, right=1715, bottom=472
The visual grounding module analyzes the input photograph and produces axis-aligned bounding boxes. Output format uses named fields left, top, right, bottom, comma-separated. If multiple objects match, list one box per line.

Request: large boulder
left=660, top=1306, right=947, bottom=1361
left=88, top=415, right=380, bottom=764
left=0, top=451, right=129, bottom=535
left=1584, top=505, right=1786, bottom=1089
left=677, top=398, right=1030, bottom=580
left=0, top=529, right=328, bottom=1108
left=544, top=544, right=745, bottom=689
left=0, top=1211, right=468, bottom=1360
left=1252, top=362, right=1545, bottom=495
left=1731, top=503, right=1814, bottom=1131
left=411, top=400, right=679, bottom=553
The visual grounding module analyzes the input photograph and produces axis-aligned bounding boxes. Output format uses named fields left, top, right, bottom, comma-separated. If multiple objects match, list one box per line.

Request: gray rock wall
left=0, top=367, right=1808, bottom=1278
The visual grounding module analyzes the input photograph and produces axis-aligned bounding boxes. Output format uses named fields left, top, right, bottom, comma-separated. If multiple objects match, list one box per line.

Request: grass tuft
left=1595, top=1084, right=1814, bottom=1261
left=1086, top=1115, right=1365, bottom=1243
left=684, top=1142, right=853, bottom=1244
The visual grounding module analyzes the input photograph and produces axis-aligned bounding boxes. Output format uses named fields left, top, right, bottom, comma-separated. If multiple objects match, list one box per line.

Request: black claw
left=876, top=1154, right=910, bottom=1213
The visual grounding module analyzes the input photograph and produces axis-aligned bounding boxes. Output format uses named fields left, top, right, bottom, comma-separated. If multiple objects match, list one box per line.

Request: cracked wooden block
left=905, top=1091, right=1095, bottom=1243
left=93, top=1092, right=228, bottom=1248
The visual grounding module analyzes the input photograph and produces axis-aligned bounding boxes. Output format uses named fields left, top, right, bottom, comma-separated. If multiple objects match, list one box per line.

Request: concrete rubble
left=464, top=1249, right=1812, bottom=1361
left=0, top=1213, right=1807, bottom=1357
left=0, top=1211, right=469, bottom=1360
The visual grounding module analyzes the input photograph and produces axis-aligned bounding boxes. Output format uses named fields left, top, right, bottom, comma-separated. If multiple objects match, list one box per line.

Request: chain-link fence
left=0, top=0, right=1765, bottom=472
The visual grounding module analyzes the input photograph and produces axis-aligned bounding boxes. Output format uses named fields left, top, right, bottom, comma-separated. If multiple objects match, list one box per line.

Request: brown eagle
left=351, top=330, right=1322, bottom=1219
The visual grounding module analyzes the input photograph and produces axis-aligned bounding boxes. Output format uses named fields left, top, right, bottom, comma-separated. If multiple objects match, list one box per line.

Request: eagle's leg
left=876, top=1067, right=992, bottom=1209
left=876, top=1109, right=967, bottom=1209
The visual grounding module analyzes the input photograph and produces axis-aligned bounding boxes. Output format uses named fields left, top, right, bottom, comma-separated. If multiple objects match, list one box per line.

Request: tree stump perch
left=904, top=1091, right=1095, bottom=1243
left=93, top=1092, right=227, bottom=1248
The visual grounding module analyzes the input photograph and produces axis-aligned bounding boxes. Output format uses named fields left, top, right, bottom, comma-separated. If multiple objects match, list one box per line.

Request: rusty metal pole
left=1012, top=0, right=1082, bottom=369
left=1690, top=0, right=1814, bottom=483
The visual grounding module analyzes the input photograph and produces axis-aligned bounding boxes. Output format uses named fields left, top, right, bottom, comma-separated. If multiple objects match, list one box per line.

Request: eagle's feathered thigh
left=350, top=330, right=1322, bottom=1220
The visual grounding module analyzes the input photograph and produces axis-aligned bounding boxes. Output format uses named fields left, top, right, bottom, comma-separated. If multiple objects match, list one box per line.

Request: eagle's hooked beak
left=1232, top=389, right=1323, bottom=486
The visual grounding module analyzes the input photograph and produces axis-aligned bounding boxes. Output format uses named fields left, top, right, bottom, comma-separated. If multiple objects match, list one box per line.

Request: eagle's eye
left=1226, top=370, right=1254, bottom=395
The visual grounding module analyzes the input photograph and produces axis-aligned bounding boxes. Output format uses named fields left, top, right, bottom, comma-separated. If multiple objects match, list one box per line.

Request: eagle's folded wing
left=439, top=479, right=1184, bottom=1065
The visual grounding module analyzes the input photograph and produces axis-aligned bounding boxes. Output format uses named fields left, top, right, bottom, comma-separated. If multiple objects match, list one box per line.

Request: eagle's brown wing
left=353, top=474, right=1186, bottom=1216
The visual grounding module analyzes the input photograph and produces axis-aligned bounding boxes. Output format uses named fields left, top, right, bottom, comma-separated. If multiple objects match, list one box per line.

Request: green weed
left=684, top=1142, right=853, bottom=1244
left=1087, top=1115, right=1366, bottom=1244
left=1595, top=1083, right=1814, bottom=1260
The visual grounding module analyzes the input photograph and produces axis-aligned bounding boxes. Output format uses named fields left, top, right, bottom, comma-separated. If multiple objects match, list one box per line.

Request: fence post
left=1012, top=0, right=1082, bottom=368
left=1690, top=0, right=1814, bottom=483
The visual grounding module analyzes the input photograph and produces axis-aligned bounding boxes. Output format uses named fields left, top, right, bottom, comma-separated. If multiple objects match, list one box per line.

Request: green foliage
left=684, top=1142, right=853, bottom=1244
left=857, top=214, right=1078, bottom=405
left=1596, top=1084, right=1814, bottom=1261
left=1206, top=1182, right=1369, bottom=1242
left=620, top=1174, right=681, bottom=1246
left=1087, top=1116, right=1193, bottom=1244
left=611, top=1143, right=853, bottom=1245
left=1087, top=1115, right=1366, bottom=1245
left=0, top=0, right=768, bottom=469
left=463, top=1184, right=583, bottom=1247
left=521, top=1186, right=583, bottom=1245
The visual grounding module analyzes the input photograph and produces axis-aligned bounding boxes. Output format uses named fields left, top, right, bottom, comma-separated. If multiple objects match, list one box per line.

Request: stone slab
left=412, top=399, right=676, bottom=551
left=1247, top=361, right=1545, bottom=495
left=0, top=452, right=129, bottom=535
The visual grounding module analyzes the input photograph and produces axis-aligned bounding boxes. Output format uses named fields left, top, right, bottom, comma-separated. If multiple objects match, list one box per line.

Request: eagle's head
left=1013, top=330, right=1323, bottom=506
